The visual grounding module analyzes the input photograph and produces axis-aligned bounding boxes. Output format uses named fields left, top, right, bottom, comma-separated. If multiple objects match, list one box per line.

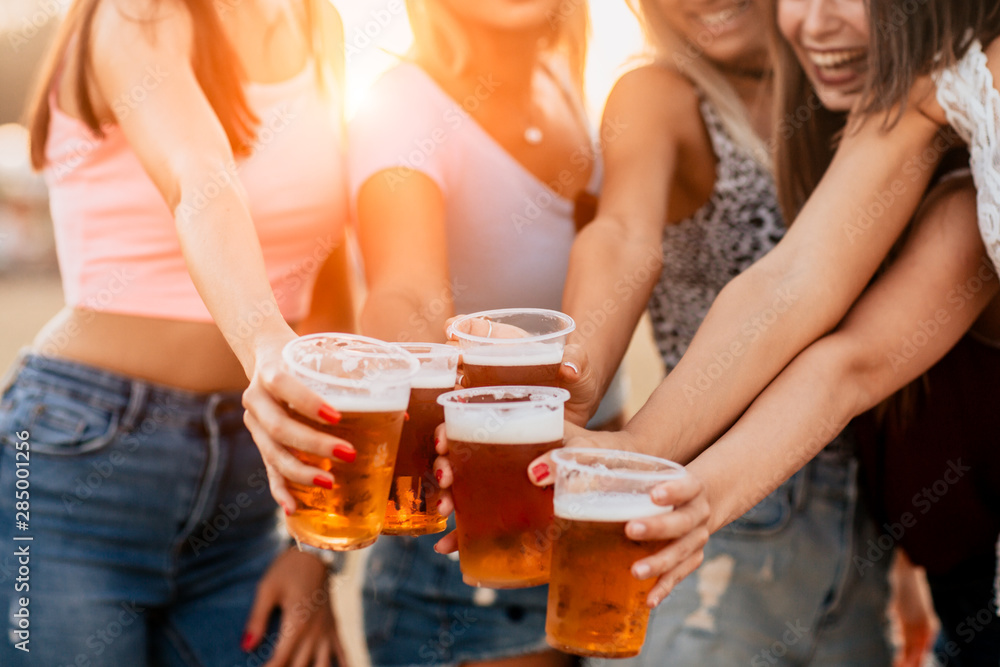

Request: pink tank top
left=43, top=60, right=347, bottom=322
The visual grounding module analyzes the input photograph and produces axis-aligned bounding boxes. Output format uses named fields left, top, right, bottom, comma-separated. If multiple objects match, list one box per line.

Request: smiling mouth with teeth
left=808, top=48, right=867, bottom=69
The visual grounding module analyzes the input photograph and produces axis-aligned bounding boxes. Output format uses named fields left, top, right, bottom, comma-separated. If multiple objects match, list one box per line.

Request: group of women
left=0, top=0, right=998, bottom=666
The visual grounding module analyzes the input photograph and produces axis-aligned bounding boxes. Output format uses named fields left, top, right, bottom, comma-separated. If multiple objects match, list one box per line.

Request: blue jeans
left=364, top=514, right=552, bottom=667
left=594, top=435, right=892, bottom=667
left=0, top=353, right=286, bottom=666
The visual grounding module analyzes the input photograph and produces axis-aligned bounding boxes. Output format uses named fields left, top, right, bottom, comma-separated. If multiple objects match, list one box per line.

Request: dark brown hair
left=771, top=6, right=847, bottom=222
left=863, top=0, right=1000, bottom=118
left=27, top=0, right=328, bottom=169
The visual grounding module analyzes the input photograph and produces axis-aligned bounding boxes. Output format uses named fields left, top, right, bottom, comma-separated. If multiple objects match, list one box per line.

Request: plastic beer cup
left=546, top=448, right=687, bottom=658
left=447, top=308, right=575, bottom=388
left=282, top=333, right=418, bottom=550
left=382, top=343, right=459, bottom=536
left=438, top=385, right=570, bottom=588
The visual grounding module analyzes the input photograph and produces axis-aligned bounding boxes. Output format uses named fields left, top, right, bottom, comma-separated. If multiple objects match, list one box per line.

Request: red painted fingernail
left=332, top=444, right=356, bottom=463
left=436, top=499, right=442, bottom=508
left=434, top=437, right=440, bottom=446
left=241, top=631, right=257, bottom=652
left=404, top=411, right=410, bottom=421
left=435, top=469, right=443, bottom=482
left=283, top=505, right=294, bottom=516
left=531, top=463, right=550, bottom=482
left=318, top=404, right=341, bottom=424
left=313, top=475, right=333, bottom=490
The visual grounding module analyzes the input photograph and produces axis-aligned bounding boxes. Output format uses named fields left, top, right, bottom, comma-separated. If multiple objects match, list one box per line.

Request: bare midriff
left=32, top=308, right=264, bottom=392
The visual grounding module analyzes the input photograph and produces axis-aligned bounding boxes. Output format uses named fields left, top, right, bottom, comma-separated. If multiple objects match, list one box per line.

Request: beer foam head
left=461, top=344, right=564, bottom=367
left=410, top=371, right=458, bottom=390
left=318, top=393, right=409, bottom=413
left=555, top=492, right=670, bottom=521
left=439, top=387, right=568, bottom=444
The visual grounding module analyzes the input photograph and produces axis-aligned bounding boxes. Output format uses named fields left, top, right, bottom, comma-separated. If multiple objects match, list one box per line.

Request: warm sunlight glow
left=334, top=1, right=643, bottom=120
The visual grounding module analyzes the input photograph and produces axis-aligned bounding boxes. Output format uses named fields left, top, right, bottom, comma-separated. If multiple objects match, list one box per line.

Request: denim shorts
left=0, top=353, right=287, bottom=666
left=597, top=431, right=893, bottom=667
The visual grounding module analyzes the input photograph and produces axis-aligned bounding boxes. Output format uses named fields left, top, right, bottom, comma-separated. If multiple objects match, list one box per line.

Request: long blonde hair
left=627, top=0, right=769, bottom=167
left=404, top=0, right=590, bottom=100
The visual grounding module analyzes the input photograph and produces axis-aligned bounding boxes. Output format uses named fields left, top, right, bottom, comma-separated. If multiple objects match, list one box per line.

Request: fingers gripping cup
left=282, top=334, right=418, bottom=551
left=448, top=308, right=575, bottom=388
left=438, top=386, right=570, bottom=588
left=382, top=343, right=459, bottom=536
left=546, top=448, right=687, bottom=658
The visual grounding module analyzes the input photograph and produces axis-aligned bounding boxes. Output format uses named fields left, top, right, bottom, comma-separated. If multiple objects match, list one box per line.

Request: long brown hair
left=863, top=0, right=1000, bottom=119
left=26, top=0, right=330, bottom=170
left=771, top=1, right=927, bottom=428
left=772, top=28, right=846, bottom=222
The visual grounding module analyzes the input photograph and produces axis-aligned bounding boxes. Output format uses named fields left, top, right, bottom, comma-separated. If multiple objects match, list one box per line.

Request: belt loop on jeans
left=177, top=394, right=225, bottom=538
left=121, top=380, right=149, bottom=432
left=0, top=348, right=31, bottom=397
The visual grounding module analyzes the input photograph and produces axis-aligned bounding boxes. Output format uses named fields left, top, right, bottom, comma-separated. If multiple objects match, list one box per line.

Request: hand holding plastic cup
left=545, top=448, right=686, bottom=658
left=437, top=385, right=570, bottom=588
left=447, top=308, right=575, bottom=388
left=382, top=343, right=459, bottom=536
left=282, top=334, right=418, bottom=551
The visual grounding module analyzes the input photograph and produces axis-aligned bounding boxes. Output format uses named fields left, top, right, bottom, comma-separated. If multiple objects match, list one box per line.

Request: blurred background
left=0, top=3, right=653, bottom=665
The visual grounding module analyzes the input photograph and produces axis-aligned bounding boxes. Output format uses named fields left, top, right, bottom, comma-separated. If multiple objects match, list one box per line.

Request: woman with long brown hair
left=0, top=0, right=354, bottom=664
left=525, top=0, right=1000, bottom=628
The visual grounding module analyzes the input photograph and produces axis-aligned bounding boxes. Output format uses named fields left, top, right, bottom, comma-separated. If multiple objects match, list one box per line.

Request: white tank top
left=935, top=39, right=1000, bottom=274
left=348, top=61, right=601, bottom=314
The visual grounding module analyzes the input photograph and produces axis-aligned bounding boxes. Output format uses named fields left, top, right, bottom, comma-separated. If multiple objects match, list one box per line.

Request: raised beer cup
left=382, top=343, right=459, bottom=536
left=282, top=333, right=418, bottom=551
left=447, top=308, right=575, bottom=388
left=546, top=448, right=686, bottom=658
left=438, top=385, right=570, bottom=588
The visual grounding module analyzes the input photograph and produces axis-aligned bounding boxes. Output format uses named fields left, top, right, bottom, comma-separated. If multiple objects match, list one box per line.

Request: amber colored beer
left=546, top=493, right=667, bottom=658
left=382, top=384, right=451, bottom=535
left=461, top=348, right=564, bottom=389
left=462, top=361, right=561, bottom=388
left=450, top=439, right=561, bottom=587
left=286, top=406, right=406, bottom=551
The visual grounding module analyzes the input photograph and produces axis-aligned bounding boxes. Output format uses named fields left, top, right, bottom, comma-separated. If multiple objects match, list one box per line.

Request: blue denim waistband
left=3, top=351, right=246, bottom=431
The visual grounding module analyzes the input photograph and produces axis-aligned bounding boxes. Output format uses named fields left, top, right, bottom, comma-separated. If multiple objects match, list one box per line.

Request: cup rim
left=395, top=342, right=461, bottom=361
left=446, top=308, right=576, bottom=345
left=437, top=385, right=570, bottom=409
left=551, top=447, right=687, bottom=481
left=282, top=333, right=419, bottom=388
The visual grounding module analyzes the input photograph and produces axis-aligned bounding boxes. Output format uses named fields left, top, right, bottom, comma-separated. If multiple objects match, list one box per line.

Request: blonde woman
left=0, top=0, right=354, bottom=664
left=345, top=1, right=624, bottom=666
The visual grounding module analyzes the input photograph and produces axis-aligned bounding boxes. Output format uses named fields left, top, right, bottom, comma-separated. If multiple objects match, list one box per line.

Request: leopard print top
left=648, top=97, right=786, bottom=371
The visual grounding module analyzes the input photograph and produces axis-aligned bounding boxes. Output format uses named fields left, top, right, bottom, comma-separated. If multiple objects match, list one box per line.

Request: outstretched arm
left=687, top=177, right=996, bottom=531
left=90, top=2, right=351, bottom=510
left=560, top=66, right=702, bottom=424
left=624, top=101, right=946, bottom=462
